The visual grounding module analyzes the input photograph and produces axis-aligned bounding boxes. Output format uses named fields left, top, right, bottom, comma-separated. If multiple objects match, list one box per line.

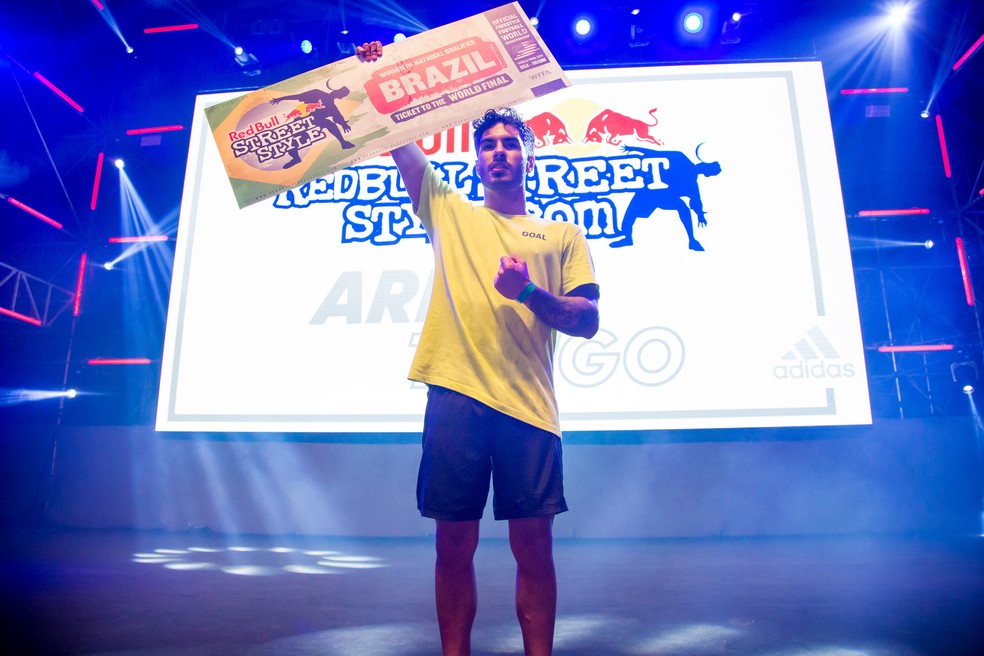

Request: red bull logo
left=583, top=108, right=663, bottom=146
left=283, top=100, right=325, bottom=121
left=527, top=112, right=573, bottom=148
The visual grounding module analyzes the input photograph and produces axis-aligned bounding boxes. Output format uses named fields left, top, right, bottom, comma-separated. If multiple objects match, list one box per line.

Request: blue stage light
left=574, top=18, right=594, bottom=38
left=684, top=12, right=704, bottom=34
left=887, top=4, right=911, bottom=27
left=300, top=39, right=313, bottom=54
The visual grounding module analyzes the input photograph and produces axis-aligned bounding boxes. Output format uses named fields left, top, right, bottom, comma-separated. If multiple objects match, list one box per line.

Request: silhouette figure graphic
left=610, top=145, right=722, bottom=251
left=270, top=81, right=355, bottom=169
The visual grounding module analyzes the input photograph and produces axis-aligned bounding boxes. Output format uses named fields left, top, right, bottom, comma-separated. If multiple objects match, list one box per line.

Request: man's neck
left=483, top=188, right=527, bottom=216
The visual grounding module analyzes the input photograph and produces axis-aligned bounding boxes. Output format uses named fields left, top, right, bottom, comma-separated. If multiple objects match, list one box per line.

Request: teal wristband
left=515, top=281, right=536, bottom=303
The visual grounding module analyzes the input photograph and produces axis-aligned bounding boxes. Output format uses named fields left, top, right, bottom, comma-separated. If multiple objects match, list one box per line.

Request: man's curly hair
left=472, top=107, right=536, bottom=155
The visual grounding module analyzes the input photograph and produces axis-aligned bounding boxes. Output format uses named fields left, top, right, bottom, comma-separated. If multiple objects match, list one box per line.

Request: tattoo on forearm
left=526, top=289, right=598, bottom=338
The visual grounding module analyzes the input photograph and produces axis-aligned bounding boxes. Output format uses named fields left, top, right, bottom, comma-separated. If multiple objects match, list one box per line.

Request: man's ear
left=526, top=155, right=535, bottom=173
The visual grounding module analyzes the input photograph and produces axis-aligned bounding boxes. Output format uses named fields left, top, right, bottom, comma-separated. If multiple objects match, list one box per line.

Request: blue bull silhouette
left=611, top=145, right=722, bottom=252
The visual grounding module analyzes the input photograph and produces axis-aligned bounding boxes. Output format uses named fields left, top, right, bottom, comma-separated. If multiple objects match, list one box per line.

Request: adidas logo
left=773, top=326, right=856, bottom=380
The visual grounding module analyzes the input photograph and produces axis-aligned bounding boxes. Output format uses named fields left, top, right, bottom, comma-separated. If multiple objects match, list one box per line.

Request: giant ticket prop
left=205, top=3, right=568, bottom=208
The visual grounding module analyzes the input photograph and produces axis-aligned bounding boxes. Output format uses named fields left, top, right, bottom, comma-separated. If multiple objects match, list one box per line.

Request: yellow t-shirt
left=408, top=165, right=598, bottom=437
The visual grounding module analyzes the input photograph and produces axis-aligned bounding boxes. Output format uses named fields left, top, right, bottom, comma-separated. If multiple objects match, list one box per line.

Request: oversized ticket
left=204, top=2, right=569, bottom=208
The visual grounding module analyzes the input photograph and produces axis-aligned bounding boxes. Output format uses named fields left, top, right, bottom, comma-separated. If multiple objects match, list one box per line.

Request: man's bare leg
left=435, top=519, right=480, bottom=656
left=509, top=516, right=557, bottom=656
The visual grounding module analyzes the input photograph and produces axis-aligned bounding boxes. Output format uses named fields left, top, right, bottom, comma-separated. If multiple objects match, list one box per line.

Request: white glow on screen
left=159, top=62, right=870, bottom=433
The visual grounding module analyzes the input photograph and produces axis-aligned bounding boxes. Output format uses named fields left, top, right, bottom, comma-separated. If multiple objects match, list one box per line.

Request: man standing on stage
left=358, top=42, right=600, bottom=656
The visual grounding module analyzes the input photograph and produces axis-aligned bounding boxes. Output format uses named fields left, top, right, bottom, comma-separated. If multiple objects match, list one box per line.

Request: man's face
left=475, top=122, right=533, bottom=191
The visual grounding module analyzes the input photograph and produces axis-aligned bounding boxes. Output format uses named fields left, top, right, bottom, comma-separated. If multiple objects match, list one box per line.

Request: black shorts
left=416, top=386, right=568, bottom=521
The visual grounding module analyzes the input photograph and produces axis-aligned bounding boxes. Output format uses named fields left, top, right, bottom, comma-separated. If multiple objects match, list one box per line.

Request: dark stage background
left=2, top=1, right=984, bottom=538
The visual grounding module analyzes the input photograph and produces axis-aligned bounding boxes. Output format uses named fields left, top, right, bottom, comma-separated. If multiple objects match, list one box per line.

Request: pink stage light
left=90, top=152, right=104, bottom=211
left=90, top=0, right=105, bottom=11
left=0, top=307, right=42, bottom=327
left=144, top=24, right=199, bottom=34
left=956, top=237, right=975, bottom=306
left=126, top=125, right=185, bottom=135
left=87, top=358, right=153, bottom=365
left=33, top=72, right=84, bottom=113
left=74, top=253, right=87, bottom=317
left=6, top=197, right=64, bottom=230
left=856, top=208, right=930, bottom=217
left=952, top=33, right=984, bottom=71
left=108, top=236, right=169, bottom=243
left=839, top=87, right=909, bottom=95
left=877, top=344, right=954, bottom=353
left=935, top=115, right=952, bottom=178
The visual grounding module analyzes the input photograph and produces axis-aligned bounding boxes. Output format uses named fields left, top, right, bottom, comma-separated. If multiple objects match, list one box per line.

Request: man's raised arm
left=357, top=40, right=428, bottom=209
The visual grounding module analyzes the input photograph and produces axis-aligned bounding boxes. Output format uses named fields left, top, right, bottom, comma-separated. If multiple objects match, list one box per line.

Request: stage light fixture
left=394, top=33, right=407, bottom=42
left=574, top=17, right=594, bottom=38
left=531, top=16, right=539, bottom=28
left=920, top=108, right=931, bottom=118
left=951, top=361, right=978, bottom=395
left=300, top=39, right=313, bottom=54
left=887, top=4, right=911, bottom=27
left=684, top=12, right=704, bottom=34
left=233, top=46, right=261, bottom=76
left=66, top=389, right=78, bottom=399
left=114, top=158, right=125, bottom=169
left=924, top=240, right=934, bottom=249
left=721, top=12, right=742, bottom=45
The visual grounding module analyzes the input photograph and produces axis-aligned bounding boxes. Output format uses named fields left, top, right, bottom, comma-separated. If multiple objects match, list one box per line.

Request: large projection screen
left=158, top=62, right=871, bottom=433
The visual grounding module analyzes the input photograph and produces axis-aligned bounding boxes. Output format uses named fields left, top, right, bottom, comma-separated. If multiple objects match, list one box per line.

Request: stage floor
left=2, top=528, right=983, bottom=655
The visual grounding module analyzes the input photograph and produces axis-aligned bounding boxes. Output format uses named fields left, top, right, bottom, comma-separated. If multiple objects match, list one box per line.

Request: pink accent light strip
left=33, top=72, right=84, bottom=113
left=91, top=0, right=105, bottom=11
left=857, top=208, right=930, bottom=217
left=0, top=307, right=42, bottom=326
left=956, top=237, right=975, bottom=306
left=90, top=152, right=104, bottom=211
left=87, top=358, right=152, bottom=365
left=108, top=236, right=169, bottom=243
left=144, top=24, right=199, bottom=33
left=840, top=87, right=909, bottom=95
left=6, top=197, right=63, bottom=229
left=952, top=33, right=984, bottom=71
left=126, top=125, right=185, bottom=135
left=936, top=115, right=952, bottom=178
left=877, top=344, right=954, bottom=353
left=74, top=253, right=87, bottom=317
